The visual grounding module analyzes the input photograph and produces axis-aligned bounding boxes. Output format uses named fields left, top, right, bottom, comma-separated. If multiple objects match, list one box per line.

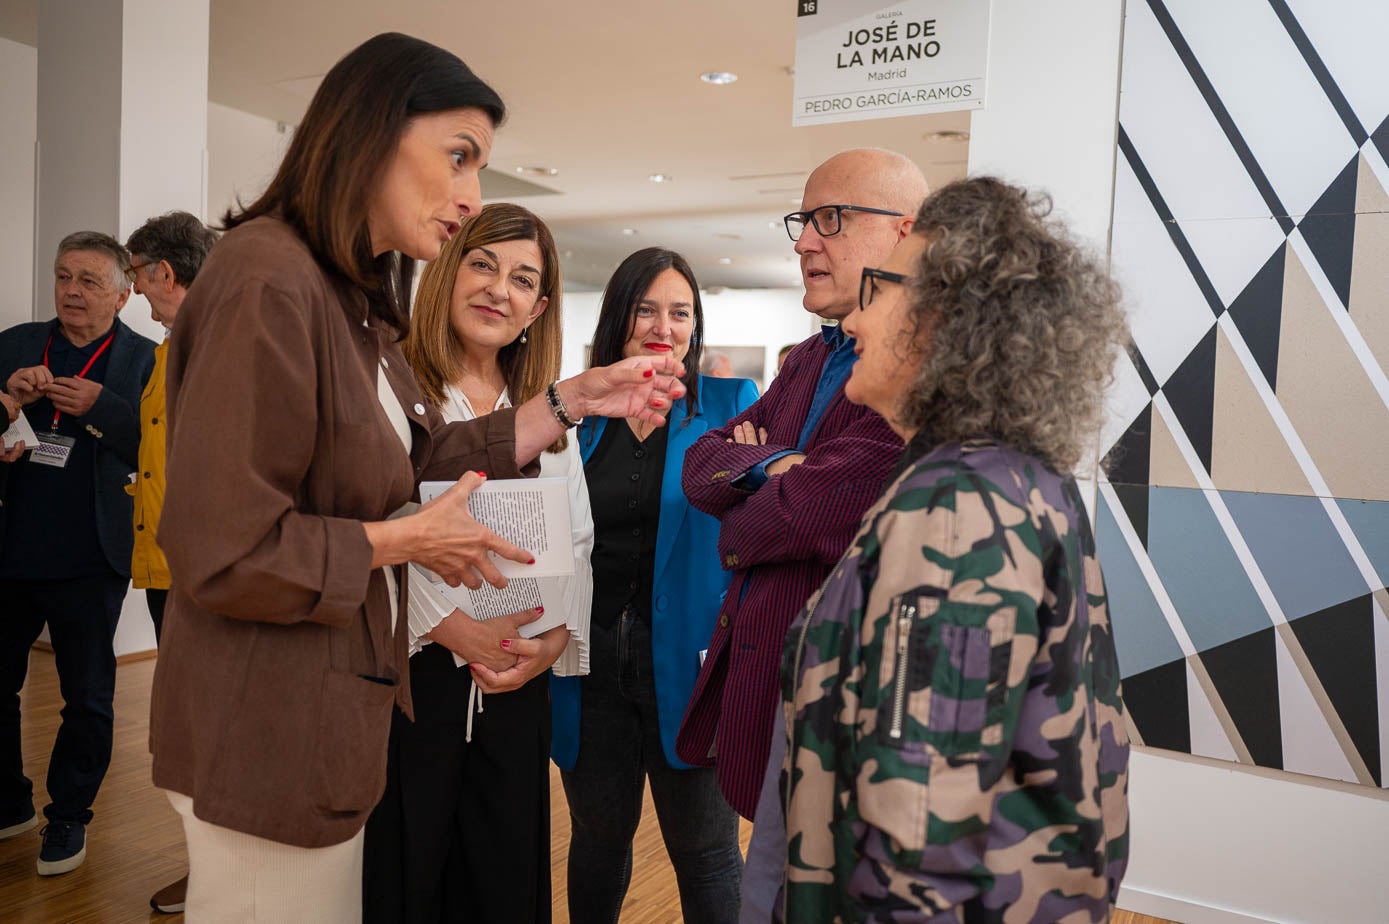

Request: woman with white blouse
left=363, top=203, right=593, bottom=923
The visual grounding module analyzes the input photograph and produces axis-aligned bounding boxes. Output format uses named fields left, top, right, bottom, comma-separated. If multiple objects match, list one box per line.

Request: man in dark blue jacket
left=0, top=231, right=156, bottom=876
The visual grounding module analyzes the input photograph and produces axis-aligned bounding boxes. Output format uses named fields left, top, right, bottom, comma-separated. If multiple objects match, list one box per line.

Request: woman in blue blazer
left=552, top=248, right=757, bottom=924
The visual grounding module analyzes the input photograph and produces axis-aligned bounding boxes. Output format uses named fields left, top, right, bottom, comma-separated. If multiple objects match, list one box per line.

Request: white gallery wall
left=0, top=36, right=37, bottom=331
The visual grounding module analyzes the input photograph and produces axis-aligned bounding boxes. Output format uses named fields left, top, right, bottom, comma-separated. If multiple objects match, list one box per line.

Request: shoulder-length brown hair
left=901, top=176, right=1129, bottom=473
left=406, top=203, right=567, bottom=452
left=224, top=32, right=505, bottom=338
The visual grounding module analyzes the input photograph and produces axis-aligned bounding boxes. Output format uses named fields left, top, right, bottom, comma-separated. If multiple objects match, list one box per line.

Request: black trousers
left=0, top=574, right=126, bottom=825
left=145, top=588, right=169, bottom=646
left=363, top=642, right=553, bottom=924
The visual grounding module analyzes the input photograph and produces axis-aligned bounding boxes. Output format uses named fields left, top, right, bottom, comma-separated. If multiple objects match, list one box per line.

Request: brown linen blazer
left=149, top=216, right=529, bottom=848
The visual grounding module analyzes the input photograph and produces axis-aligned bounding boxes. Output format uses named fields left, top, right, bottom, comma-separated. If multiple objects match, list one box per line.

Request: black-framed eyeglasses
left=859, top=267, right=907, bottom=312
left=783, top=204, right=905, bottom=242
left=124, top=258, right=158, bottom=284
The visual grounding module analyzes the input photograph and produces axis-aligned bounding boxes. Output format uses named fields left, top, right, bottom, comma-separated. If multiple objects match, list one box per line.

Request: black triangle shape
left=1374, top=112, right=1389, bottom=167
left=1162, top=325, right=1217, bottom=474
left=1289, top=595, right=1381, bottom=786
left=1103, top=403, right=1151, bottom=488
left=1298, top=156, right=1358, bottom=308
left=1120, top=657, right=1189, bottom=754
left=1111, top=484, right=1149, bottom=550
left=1226, top=245, right=1286, bottom=391
left=1201, top=626, right=1283, bottom=770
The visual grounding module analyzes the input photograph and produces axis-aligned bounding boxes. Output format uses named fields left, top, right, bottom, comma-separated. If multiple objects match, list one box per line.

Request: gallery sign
left=793, top=0, right=990, bottom=126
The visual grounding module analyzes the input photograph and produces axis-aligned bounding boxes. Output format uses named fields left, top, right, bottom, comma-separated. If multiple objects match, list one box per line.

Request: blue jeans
left=561, top=609, right=742, bottom=924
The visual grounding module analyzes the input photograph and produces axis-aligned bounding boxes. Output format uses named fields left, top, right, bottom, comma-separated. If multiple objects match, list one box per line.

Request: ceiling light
left=515, top=165, right=559, bottom=176
left=621, top=228, right=638, bottom=236
left=925, top=130, right=970, bottom=144
left=717, top=257, right=733, bottom=265
left=700, top=71, right=738, bottom=85
left=648, top=173, right=673, bottom=183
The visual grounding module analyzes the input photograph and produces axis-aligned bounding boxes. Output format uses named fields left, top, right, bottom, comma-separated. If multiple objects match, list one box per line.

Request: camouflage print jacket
left=779, top=439, right=1130, bottom=923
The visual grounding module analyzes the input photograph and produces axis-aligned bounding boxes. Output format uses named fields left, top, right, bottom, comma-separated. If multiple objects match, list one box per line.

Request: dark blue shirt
left=1, top=321, right=114, bottom=580
left=738, top=324, right=857, bottom=489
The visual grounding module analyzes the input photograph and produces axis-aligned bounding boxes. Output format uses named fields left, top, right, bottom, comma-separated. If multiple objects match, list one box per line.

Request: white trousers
left=167, top=791, right=363, bottom=923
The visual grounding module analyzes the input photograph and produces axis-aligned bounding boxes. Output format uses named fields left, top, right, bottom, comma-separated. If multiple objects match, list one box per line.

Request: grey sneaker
left=36, top=820, right=86, bottom=876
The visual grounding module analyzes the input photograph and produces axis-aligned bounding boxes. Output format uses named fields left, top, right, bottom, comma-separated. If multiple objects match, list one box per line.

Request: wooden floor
left=0, top=651, right=1172, bottom=923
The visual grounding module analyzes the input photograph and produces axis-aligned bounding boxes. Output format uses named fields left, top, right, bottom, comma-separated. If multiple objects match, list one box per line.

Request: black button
left=634, top=449, right=646, bottom=459
left=627, top=499, right=638, bottom=509
left=143, top=471, right=151, bottom=479
left=631, top=528, right=641, bottom=537
left=150, top=417, right=158, bottom=425
left=629, top=581, right=639, bottom=591
left=630, top=473, right=640, bottom=482
left=628, top=553, right=638, bottom=562
left=136, top=524, right=145, bottom=531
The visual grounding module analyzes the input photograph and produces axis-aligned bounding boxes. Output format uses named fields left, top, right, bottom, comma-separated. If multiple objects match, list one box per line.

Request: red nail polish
left=475, top=471, right=487, bottom=479
left=501, top=639, right=512, bottom=649
left=536, top=606, right=545, bottom=615
left=528, top=558, right=536, bottom=565
left=644, top=368, right=654, bottom=378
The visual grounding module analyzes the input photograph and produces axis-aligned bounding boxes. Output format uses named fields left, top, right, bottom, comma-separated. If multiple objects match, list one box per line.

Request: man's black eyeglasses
left=859, top=267, right=906, bottom=312
left=783, top=204, right=904, bottom=242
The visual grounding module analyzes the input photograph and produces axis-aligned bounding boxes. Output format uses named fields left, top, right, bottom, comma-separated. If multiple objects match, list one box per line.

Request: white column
left=966, top=0, right=1125, bottom=252
left=34, top=0, right=209, bottom=343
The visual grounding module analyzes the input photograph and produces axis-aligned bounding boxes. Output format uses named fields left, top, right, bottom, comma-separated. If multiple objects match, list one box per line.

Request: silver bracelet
left=545, top=381, right=581, bottom=429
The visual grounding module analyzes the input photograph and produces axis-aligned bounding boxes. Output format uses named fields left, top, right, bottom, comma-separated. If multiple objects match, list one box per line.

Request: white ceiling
left=0, top=0, right=970, bottom=289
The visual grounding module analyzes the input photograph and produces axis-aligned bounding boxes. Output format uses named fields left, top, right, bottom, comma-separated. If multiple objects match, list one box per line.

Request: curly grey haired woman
left=775, top=175, right=1132, bottom=923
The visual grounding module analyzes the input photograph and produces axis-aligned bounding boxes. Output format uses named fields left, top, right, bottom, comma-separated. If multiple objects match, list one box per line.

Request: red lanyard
left=42, top=330, right=115, bottom=430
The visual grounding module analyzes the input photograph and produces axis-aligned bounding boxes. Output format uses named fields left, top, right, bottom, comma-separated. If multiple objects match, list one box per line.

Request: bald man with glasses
left=677, top=148, right=928, bottom=832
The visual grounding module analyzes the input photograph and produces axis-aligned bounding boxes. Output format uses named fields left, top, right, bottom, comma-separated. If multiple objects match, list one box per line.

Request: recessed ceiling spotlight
left=621, top=228, right=638, bottom=236
left=717, top=257, right=733, bottom=265
left=648, top=173, right=673, bottom=183
left=515, top=165, right=559, bottom=176
left=925, top=130, right=970, bottom=144
left=700, top=71, right=738, bottom=85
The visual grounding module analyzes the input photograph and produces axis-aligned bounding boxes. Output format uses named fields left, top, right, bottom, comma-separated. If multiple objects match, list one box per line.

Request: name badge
left=30, top=432, right=76, bottom=469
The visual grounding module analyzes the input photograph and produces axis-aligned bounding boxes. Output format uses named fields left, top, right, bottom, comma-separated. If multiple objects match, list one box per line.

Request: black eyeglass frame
left=859, top=267, right=907, bottom=312
left=782, top=204, right=905, bottom=241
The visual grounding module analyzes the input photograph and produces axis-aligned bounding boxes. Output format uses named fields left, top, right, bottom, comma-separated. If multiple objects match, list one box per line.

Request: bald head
left=806, top=148, right=929, bottom=217
left=794, top=148, right=929, bottom=321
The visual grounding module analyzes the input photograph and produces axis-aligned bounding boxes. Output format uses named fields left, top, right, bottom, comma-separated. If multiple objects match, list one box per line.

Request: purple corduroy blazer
left=675, top=328, right=902, bottom=818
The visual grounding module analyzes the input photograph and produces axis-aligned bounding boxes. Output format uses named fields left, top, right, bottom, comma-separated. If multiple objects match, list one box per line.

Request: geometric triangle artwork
left=1161, top=324, right=1218, bottom=474
left=1199, top=626, right=1283, bottom=770
left=1289, top=595, right=1382, bottom=785
left=1104, top=403, right=1152, bottom=545
left=1274, top=627, right=1363, bottom=785
left=1297, top=155, right=1359, bottom=309
left=1118, top=656, right=1190, bottom=754
left=1373, top=112, right=1389, bottom=172
left=1225, top=244, right=1286, bottom=390
left=1186, top=659, right=1239, bottom=763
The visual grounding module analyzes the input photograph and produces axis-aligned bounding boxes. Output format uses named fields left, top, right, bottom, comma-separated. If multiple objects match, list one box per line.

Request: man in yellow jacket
left=124, top=211, right=217, bottom=915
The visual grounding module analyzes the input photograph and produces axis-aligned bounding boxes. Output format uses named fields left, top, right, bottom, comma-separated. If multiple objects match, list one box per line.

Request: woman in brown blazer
left=150, top=34, right=683, bottom=923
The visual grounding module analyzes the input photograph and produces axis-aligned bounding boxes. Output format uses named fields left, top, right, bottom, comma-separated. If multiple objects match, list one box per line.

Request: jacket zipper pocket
left=889, top=600, right=916, bottom=740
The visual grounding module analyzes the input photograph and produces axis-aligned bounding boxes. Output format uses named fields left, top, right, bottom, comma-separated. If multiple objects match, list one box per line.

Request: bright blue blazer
left=551, top=374, right=759, bottom=771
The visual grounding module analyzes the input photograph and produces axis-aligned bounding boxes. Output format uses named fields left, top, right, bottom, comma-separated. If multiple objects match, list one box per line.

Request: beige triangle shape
left=1277, top=246, right=1389, bottom=500
left=1349, top=154, right=1389, bottom=371
left=1210, top=324, right=1312, bottom=496
left=1356, top=153, right=1389, bottom=214
left=1148, top=403, right=1202, bottom=490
